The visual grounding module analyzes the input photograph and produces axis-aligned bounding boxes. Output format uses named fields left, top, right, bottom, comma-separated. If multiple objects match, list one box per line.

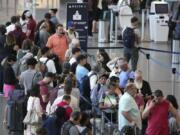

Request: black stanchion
left=145, top=53, right=150, bottom=82
left=172, top=68, right=176, bottom=95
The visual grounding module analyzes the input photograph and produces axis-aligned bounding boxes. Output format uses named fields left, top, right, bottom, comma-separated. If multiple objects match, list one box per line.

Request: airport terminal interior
left=0, top=0, right=180, bottom=135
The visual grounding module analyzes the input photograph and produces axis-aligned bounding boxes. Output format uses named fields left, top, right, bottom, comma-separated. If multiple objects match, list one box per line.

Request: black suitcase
left=7, top=90, right=27, bottom=134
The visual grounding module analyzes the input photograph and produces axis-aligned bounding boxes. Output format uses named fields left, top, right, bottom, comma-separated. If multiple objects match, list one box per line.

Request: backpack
left=61, top=121, right=77, bottom=135
left=48, top=54, right=62, bottom=74
left=79, top=73, right=97, bottom=111
left=18, top=52, right=33, bottom=75
left=120, top=125, right=137, bottom=135
left=34, top=31, right=40, bottom=47
left=38, top=59, right=49, bottom=77
left=7, top=90, right=27, bottom=132
left=123, top=27, right=135, bottom=48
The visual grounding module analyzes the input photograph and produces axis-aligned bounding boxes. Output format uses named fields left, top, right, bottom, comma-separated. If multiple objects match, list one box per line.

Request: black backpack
left=79, top=73, right=97, bottom=111
left=120, top=125, right=137, bottom=135
left=34, top=31, right=40, bottom=47
left=123, top=27, right=135, bottom=48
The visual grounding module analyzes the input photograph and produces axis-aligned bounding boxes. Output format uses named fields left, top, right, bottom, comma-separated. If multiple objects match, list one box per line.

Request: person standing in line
left=26, top=84, right=43, bottom=135
left=39, top=47, right=57, bottom=74
left=75, top=54, right=89, bottom=87
left=118, top=83, right=142, bottom=134
left=166, top=95, right=180, bottom=135
left=25, top=11, right=36, bottom=41
left=19, top=57, right=43, bottom=95
left=46, top=24, right=69, bottom=62
left=61, top=111, right=81, bottom=135
left=49, top=8, right=59, bottom=26
left=43, top=107, right=66, bottom=135
left=3, top=55, right=17, bottom=98
left=142, top=90, right=180, bottom=135
left=134, top=70, right=152, bottom=102
left=57, top=95, right=73, bottom=121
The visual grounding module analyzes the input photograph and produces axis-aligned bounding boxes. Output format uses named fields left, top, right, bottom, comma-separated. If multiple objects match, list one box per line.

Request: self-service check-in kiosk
left=149, top=1, right=169, bottom=42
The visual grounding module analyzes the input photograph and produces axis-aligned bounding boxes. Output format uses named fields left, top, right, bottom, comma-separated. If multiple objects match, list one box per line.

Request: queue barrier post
left=146, top=53, right=150, bottom=82
left=172, top=68, right=176, bottom=95
left=141, top=9, right=145, bottom=41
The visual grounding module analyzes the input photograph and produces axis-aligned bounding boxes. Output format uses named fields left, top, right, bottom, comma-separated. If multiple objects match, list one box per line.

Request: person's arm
left=106, top=57, right=119, bottom=71
left=169, top=103, right=180, bottom=126
left=19, top=73, right=24, bottom=87
left=46, top=36, right=53, bottom=50
left=142, top=100, right=155, bottom=119
left=26, top=29, right=31, bottom=37
left=122, top=111, right=134, bottom=123
left=65, top=32, right=70, bottom=45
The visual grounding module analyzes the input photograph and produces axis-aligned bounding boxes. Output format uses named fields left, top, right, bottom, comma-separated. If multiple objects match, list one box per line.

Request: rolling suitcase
left=7, top=90, right=27, bottom=135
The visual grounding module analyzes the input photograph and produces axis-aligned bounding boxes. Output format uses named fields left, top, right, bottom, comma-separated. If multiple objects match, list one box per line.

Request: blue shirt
left=91, top=84, right=108, bottom=106
left=50, top=16, right=59, bottom=26
left=76, top=64, right=89, bottom=84
left=119, top=70, right=133, bottom=89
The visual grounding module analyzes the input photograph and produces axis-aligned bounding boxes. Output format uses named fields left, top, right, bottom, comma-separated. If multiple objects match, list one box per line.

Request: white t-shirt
left=69, top=57, right=77, bottom=65
left=39, top=57, right=57, bottom=74
left=88, top=71, right=98, bottom=90
left=6, top=24, right=16, bottom=34
left=117, top=0, right=130, bottom=6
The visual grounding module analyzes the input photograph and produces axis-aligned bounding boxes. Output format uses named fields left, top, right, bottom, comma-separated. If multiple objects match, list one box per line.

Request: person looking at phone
left=142, top=90, right=180, bottom=135
left=46, top=24, right=70, bottom=62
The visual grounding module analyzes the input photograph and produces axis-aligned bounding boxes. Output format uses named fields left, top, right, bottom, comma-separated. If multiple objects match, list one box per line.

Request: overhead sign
left=67, top=3, right=88, bottom=51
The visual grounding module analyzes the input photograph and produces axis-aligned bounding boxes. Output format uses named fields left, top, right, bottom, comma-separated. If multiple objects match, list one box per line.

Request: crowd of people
left=0, top=0, right=180, bottom=135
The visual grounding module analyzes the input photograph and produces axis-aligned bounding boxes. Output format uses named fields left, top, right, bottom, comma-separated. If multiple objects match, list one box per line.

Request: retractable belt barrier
left=80, top=95, right=119, bottom=135
left=87, top=45, right=180, bottom=95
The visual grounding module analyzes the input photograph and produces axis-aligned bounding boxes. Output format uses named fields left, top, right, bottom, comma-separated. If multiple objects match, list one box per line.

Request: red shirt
left=27, top=18, right=36, bottom=41
left=57, top=101, right=73, bottom=120
left=146, top=100, right=170, bottom=135
left=135, top=94, right=144, bottom=109
left=38, top=81, right=49, bottom=95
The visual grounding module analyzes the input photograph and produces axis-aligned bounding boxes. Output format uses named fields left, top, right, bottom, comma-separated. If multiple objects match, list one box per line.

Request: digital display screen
left=155, top=4, right=168, bottom=14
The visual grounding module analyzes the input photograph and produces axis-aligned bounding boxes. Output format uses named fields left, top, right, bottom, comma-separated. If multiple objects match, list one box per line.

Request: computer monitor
left=155, top=4, right=168, bottom=14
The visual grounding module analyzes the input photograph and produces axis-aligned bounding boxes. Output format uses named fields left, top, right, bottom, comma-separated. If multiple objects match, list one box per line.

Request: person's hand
left=130, top=121, right=136, bottom=126
left=148, top=100, right=156, bottom=109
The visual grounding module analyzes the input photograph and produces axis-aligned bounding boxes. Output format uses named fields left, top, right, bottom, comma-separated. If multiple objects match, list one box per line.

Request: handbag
left=23, top=98, right=41, bottom=125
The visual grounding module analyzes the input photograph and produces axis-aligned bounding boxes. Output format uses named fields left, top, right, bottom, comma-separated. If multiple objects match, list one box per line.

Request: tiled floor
left=1, top=1, right=180, bottom=135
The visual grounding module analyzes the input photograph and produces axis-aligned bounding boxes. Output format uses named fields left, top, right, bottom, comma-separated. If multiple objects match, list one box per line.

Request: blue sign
left=67, top=3, right=88, bottom=51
